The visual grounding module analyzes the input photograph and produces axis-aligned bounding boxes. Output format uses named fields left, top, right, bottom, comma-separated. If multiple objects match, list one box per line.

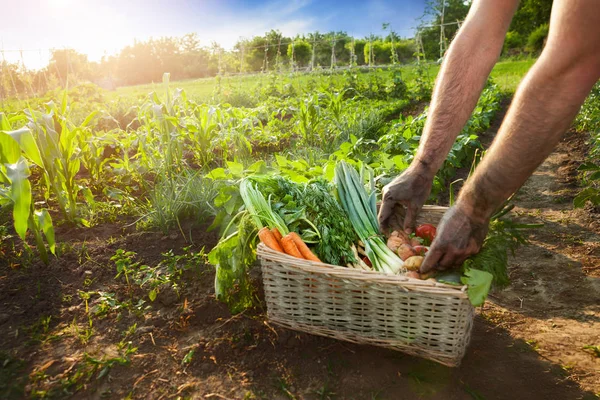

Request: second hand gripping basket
left=257, top=206, right=474, bottom=367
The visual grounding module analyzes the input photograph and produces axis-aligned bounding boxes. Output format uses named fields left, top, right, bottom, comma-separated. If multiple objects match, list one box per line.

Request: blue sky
left=0, top=0, right=427, bottom=68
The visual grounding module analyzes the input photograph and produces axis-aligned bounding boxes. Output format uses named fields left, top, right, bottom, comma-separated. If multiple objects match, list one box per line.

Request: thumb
left=419, top=246, right=442, bottom=274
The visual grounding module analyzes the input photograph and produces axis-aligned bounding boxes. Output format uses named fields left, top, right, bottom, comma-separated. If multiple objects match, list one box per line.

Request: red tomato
left=413, top=245, right=429, bottom=256
left=415, top=224, right=436, bottom=244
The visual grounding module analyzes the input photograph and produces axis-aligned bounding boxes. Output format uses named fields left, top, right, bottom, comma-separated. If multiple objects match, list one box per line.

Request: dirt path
left=1, top=112, right=599, bottom=399
left=488, top=130, right=600, bottom=394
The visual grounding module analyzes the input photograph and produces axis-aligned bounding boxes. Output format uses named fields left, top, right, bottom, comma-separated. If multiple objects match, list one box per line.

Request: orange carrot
left=258, top=227, right=284, bottom=252
left=287, top=232, right=321, bottom=262
left=271, top=227, right=283, bottom=241
left=280, top=235, right=305, bottom=259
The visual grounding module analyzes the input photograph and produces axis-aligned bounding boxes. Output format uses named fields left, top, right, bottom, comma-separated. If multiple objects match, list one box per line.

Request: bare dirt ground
left=1, top=105, right=599, bottom=399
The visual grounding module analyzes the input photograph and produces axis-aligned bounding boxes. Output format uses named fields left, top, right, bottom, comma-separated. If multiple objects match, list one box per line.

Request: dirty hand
left=378, top=164, right=434, bottom=234
left=419, top=203, right=489, bottom=274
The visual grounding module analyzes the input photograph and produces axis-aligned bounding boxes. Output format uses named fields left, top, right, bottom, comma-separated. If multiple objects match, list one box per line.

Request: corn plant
left=133, top=74, right=186, bottom=178
left=22, top=93, right=97, bottom=224
left=0, top=113, right=55, bottom=262
left=212, top=107, right=254, bottom=164
left=296, top=94, right=324, bottom=147
left=185, top=103, right=220, bottom=168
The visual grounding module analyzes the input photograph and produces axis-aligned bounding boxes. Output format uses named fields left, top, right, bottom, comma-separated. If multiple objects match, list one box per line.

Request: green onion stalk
left=334, top=161, right=404, bottom=274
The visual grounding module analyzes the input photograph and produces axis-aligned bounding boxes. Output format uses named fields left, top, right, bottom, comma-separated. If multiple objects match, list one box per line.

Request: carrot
left=271, top=227, right=283, bottom=241
left=287, top=232, right=321, bottom=262
left=280, top=235, right=305, bottom=259
left=258, top=227, right=284, bottom=252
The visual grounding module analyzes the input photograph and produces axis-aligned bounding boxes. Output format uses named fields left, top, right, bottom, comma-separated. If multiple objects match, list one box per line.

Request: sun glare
left=48, top=0, right=73, bottom=8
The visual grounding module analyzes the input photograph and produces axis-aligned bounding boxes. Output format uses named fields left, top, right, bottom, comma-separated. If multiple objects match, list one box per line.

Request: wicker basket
left=257, top=205, right=474, bottom=367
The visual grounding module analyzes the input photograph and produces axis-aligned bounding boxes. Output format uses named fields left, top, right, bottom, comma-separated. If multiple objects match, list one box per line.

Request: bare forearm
left=459, top=57, right=600, bottom=220
left=414, top=1, right=518, bottom=177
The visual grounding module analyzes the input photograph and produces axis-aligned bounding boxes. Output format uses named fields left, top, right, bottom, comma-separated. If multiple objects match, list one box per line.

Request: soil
left=1, top=100, right=599, bottom=400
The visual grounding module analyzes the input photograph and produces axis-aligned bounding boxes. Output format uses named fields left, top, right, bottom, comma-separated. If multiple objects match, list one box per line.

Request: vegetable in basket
left=210, top=175, right=358, bottom=312
left=334, top=161, right=404, bottom=274
left=240, top=178, right=320, bottom=261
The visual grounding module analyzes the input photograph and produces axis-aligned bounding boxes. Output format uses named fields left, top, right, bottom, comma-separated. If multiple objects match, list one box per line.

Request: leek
left=334, top=161, right=404, bottom=274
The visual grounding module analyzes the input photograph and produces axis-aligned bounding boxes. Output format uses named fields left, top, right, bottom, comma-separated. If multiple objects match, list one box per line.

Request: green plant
left=0, top=114, right=56, bottom=262
left=24, top=96, right=98, bottom=224
left=296, top=94, right=324, bottom=148
left=139, top=168, right=217, bottom=233
left=583, top=345, right=600, bottom=358
left=504, top=31, right=525, bottom=52
left=526, top=24, right=549, bottom=53
left=574, top=162, right=600, bottom=208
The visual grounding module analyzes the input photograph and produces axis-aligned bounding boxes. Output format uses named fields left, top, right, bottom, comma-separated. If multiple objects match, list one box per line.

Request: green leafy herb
left=208, top=212, right=257, bottom=313
left=461, top=269, right=493, bottom=307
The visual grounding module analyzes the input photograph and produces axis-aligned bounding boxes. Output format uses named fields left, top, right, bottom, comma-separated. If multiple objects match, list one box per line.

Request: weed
left=25, top=315, right=57, bottom=345
left=583, top=345, right=600, bottom=358
left=123, top=323, right=138, bottom=339
left=314, top=381, right=335, bottom=400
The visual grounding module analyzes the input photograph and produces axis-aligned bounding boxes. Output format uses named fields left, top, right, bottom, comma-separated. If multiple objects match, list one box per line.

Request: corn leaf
left=6, top=158, right=32, bottom=240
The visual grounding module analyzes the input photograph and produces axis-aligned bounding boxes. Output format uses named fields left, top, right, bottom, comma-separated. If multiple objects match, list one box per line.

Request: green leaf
left=226, top=161, right=244, bottom=176
left=577, top=162, right=600, bottom=172
left=461, top=268, right=493, bottom=307
left=35, top=209, right=56, bottom=255
left=206, top=167, right=227, bottom=180
left=392, top=155, right=408, bottom=171
left=148, top=289, right=157, bottom=302
left=0, top=131, right=21, bottom=164
left=281, top=169, right=309, bottom=184
left=181, top=349, right=194, bottom=366
left=6, top=159, right=32, bottom=240
left=323, top=162, right=335, bottom=181
left=80, top=111, right=99, bottom=128
left=574, top=187, right=600, bottom=208
left=248, top=160, right=268, bottom=174
left=275, top=155, right=288, bottom=167
left=435, top=271, right=463, bottom=286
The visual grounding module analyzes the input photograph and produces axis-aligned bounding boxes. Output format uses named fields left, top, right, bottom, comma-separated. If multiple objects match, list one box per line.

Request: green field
left=113, top=59, right=536, bottom=104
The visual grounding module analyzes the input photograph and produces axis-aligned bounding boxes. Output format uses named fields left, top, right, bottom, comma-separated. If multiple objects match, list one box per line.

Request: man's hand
left=419, top=203, right=489, bottom=274
left=378, top=164, right=434, bottom=234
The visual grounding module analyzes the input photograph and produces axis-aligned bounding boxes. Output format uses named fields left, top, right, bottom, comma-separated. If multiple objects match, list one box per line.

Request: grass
left=113, top=58, right=535, bottom=104
left=490, top=59, right=537, bottom=93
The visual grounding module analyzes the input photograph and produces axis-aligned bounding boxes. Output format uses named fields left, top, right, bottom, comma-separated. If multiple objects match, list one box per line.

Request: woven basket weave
left=257, top=205, right=474, bottom=367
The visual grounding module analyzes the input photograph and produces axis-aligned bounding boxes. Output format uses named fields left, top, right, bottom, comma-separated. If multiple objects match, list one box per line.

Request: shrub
left=504, top=31, right=524, bottom=51
left=526, top=24, right=549, bottom=53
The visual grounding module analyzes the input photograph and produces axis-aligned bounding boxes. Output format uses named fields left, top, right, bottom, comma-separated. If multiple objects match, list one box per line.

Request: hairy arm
left=379, top=0, right=519, bottom=232
left=458, top=0, right=600, bottom=223
left=413, top=0, right=520, bottom=177
left=421, top=0, right=600, bottom=273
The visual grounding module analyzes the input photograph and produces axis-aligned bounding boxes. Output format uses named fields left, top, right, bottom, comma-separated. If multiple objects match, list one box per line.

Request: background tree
left=418, top=0, right=470, bottom=60
left=287, top=39, right=312, bottom=69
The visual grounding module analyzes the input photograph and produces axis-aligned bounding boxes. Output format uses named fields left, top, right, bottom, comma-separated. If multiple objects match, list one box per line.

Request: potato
left=405, top=271, right=421, bottom=279
left=387, top=236, right=405, bottom=252
left=397, top=244, right=416, bottom=261
left=404, top=255, right=424, bottom=271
